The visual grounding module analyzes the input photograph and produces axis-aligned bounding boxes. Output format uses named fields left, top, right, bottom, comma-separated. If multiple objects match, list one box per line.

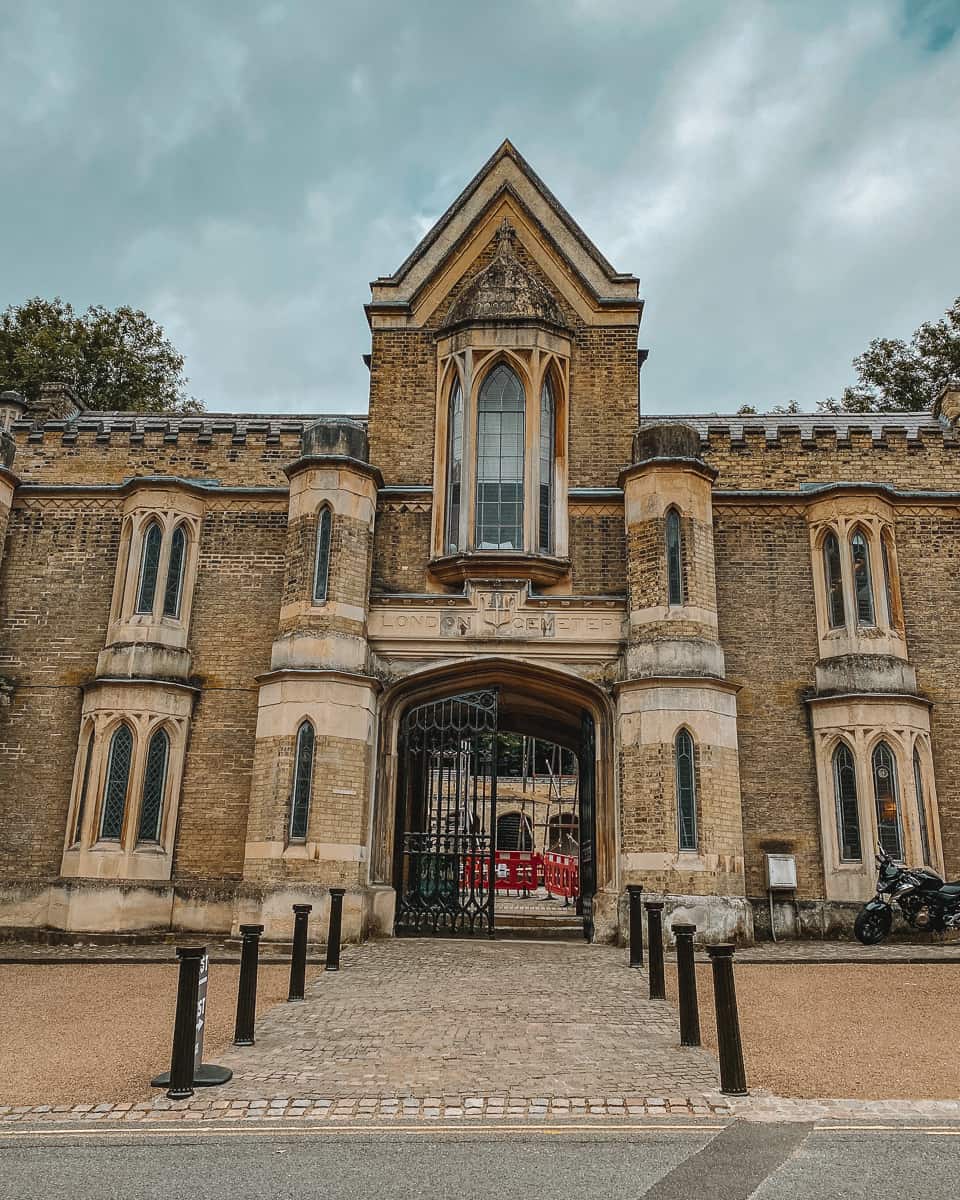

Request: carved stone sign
left=368, top=582, right=626, bottom=658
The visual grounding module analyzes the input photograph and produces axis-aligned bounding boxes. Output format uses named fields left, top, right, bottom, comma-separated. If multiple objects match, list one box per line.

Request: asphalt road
left=2, top=1121, right=958, bottom=1199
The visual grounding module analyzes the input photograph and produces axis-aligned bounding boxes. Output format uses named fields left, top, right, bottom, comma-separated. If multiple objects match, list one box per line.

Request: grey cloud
left=1, top=0, right=958, bottom=414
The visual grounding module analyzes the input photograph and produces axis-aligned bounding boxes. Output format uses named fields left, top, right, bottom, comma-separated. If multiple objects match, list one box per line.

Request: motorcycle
left=854, top=846, right=960, bottom=944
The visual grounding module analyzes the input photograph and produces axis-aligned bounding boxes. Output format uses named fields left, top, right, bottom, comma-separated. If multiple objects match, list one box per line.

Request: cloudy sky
left=1, top=0, right=958, bottom=416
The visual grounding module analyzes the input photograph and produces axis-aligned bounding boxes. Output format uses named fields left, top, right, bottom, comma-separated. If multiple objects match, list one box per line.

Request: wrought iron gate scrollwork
left=394, top=689, right=499, bottom=936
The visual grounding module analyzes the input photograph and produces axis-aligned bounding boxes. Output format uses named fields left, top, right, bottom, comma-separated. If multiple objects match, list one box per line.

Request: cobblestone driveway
left=215, top=938, right=719, bottom=1101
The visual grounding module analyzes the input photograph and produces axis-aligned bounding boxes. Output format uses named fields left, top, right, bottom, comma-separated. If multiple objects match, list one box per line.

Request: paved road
left=2, top=1120, right=958, bottom=1199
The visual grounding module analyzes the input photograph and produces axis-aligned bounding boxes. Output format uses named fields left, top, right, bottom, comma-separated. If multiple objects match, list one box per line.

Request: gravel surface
left=0, top=963, right=290, bottom=1106
left=668, top=963, right=960, bottom=1100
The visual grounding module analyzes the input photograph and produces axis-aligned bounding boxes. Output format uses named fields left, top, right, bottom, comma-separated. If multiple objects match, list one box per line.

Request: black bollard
left=326, top=888, right=345, bottom=971
left=233, top=924, right=264, bottom=1046
left=645, top=901, right=666, bottom=1000
left=626, top=884, right=644, bottom=967
left=287, top=903, right=312, bottom=1002
left=165, top=946, right=204, bottom=1100
left=707, top=944, right=748, bottom=1096
left=673, top=922, right=701, bottom=1047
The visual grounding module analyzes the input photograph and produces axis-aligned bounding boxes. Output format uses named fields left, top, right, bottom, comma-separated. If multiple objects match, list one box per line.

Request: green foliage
left=0, top=297, right=202, bottom=413
left=821, top=296, right=960, bottom=413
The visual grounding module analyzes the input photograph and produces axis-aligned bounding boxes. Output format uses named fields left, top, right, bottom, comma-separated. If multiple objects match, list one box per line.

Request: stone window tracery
left=675, top=727, right=698, bottom=851
left=162, top=525, right=187, bottom=619
left=313, top=507, right=332, bottom=605
left=431, top=333, right=570, bottom=582
left=289, top=720, right=315, bottom=841
left=872, top=740, right=903, bottom=860
left=99, top=724, right=133, bottom=840
left=137, top=728, right=169, bottom=844
left=808, top=502, right=906, bottom=660
left=136, top=522, right=163, bottom=615
left=666, top=507, right=684, bottom=606
left=62, top=687, right=193, bottom=882
left=913, top=746, right=932, bottom=867
left=832, top=741, right=861, bottom=862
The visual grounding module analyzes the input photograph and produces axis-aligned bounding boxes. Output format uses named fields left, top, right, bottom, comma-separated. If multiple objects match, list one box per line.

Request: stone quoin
left=1, top=141, right=959, bottom=945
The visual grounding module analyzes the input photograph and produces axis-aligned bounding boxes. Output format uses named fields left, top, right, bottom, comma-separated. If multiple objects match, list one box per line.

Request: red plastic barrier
left=493, top=851, right=542, bottom=894
left=461, top=851, right=545, bottom=894
left=543, top=852, right=580, bottom=900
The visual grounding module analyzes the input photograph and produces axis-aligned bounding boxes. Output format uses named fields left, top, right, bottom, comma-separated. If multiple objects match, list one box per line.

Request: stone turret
left=615, top=421, right=749, bottom=941
left=241, top=415, right=383, bottom=941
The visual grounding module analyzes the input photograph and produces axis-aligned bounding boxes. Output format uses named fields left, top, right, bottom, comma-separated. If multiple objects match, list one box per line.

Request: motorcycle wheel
left=854, top=907, right=892, bottom=945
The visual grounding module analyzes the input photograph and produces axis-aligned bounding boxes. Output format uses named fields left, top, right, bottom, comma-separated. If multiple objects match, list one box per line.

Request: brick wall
left=568, top=511, right=625, bottom=595
left=372, top=503, right=432, bottom=594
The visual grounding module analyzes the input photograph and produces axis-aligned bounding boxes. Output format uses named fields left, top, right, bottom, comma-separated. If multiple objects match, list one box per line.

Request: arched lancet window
left=675, top=728, right=697, bottom=851
left=162, top=525, right=187, bottom=618
left=832, top=741, right=862, bottom=862
left=313, top=507, right=332, bottom=604
left=872, top=740, right=903, bottom=859
left=850, top=529, right=875, bottom=625
left=72, top=727, right=95, bottom=845
left=444, top=378, right=463, bottom=553
left=538, top=376, right=554, bottom=553
left=289, top=721, right=315, bottom=841
left=476, top=364, right=524, bottom=550
left=913, top=746, right=932, bottom=866
left=137, top=728, right=169, bottom=844
left=136, top=522, right=163, bottom=614
left=881, top=530, right=901, bottom=629
left=99, top=724, right=133, bottom=840
left=666, top=508, right=683, bottom=606
left=822, top=531, right=845, bottom=628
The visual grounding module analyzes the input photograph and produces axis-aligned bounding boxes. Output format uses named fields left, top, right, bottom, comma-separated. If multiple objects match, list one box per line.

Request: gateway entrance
left=393, top=687, right=596, bottom=938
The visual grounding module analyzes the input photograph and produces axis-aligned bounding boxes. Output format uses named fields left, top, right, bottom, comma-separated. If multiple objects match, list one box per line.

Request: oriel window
left=832, top=742, right=862, bottom=862
left=475, top=364, right=524, bottom=550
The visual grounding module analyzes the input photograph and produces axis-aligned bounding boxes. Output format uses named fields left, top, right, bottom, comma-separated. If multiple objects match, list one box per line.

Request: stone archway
left=368, top=657, right=618, bottom=940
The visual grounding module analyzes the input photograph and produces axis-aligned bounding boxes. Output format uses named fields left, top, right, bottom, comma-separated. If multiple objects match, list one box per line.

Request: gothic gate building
left=1, top=141, right=959, bottom=944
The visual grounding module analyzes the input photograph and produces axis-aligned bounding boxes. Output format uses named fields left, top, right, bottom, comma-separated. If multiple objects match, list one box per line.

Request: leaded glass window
left=913, top=747, right=932, bottom=866
left=313, top=508, right=332, bottom=604
left=444, top=379, right=463, bottom=553
left=850, top=529, right=875, bottom=625
left=675, top=728, right=697, bottom=850
left=538, top=378, right=554, bottom=553
left=136, top=522, right=163, bottom=614
left=99, top=724, right=133, bottom=840
left=833, top=742, right=861, bottom=862
left=666, top=508, right=683, bottom=605
left=72, top=730, right=95, bottom=845
left=475, top=364, right=524, bottom=550
left=162, top=526, right=186, bottom=618
left=289, top=721, right=315, bottom=841
left=873, top=741, right=903, bottom=859
left=823, top=532, right=845, bottom=628
left=137, top=729, right=169, bottom=843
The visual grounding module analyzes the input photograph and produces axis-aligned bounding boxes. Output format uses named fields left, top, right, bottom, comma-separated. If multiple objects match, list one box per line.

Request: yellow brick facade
left=1, top=142, right=958, bottom=943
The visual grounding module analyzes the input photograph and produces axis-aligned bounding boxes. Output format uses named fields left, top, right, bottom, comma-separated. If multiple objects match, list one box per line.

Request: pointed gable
left=366, top=140, right=641, bottom=330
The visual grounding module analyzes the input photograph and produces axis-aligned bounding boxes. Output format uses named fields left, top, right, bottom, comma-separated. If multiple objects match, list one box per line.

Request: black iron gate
left=394, top=689, right=499, bottom=936
left=578, top=711, right=597, bottom=941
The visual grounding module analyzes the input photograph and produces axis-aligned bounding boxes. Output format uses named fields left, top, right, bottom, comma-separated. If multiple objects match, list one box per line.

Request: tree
left=821, top=296, right=960, bottom=414
left=0, top=297, right=202, bottom=413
